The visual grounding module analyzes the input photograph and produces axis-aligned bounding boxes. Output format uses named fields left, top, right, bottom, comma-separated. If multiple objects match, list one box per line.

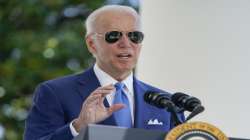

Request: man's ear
left=85, top=35, right=97, bottom=55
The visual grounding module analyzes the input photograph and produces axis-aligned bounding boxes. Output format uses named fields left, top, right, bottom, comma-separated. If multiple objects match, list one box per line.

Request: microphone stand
left=157, top=95, right=183, bottom=127
left=184, top=105, right=205, bottom=122
left=165, top=104, right=183, bottom=127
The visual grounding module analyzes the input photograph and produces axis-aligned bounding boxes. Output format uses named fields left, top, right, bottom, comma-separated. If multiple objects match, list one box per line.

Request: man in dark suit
left=24, top=5, right=184, bottom=140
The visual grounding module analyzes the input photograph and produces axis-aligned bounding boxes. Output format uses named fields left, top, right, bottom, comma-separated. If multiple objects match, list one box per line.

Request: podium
left=73, top=124, right=166, bottom=140
left=73, top=124, right=249, bottom=140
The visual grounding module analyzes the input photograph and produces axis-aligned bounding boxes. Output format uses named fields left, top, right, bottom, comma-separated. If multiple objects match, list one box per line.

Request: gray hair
left=85, top=5, right=141, bottom=36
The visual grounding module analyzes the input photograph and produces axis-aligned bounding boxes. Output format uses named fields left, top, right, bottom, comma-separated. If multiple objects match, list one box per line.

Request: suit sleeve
left=24, top=83, right=74, bottom=140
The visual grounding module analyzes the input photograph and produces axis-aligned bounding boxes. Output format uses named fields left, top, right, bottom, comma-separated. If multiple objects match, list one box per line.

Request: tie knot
left=114, top=82, right=125, bottom=90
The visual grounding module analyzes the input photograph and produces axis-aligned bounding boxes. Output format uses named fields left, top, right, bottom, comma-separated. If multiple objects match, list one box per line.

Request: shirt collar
left=93, top=63, right=133, bottom=94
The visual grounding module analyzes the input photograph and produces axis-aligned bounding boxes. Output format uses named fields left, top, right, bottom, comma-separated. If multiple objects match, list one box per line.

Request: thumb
left=107, top=104, right=125, bottom=115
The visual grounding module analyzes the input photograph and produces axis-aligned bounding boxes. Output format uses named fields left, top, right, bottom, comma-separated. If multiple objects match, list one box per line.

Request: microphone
left=144, top=91, right=174, bottom=109
left=171, top=92, right=205, bottom=121
left=171, top=92, right=204, bottom=112
left=144, top=91, right=182, bottom=126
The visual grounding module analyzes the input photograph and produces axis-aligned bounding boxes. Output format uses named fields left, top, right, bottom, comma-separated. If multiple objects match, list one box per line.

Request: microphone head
left=171, top=92, right=189, bottom=107
left=144, top=91, right=157, bottom=104
left=171, top=92, right=201, bottom=112
left=144, top=91, right=172, bottom=109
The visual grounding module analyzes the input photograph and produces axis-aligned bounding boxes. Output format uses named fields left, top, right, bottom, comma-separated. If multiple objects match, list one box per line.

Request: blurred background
left=2, top=0, right=249, bottom=139
left=139, top=0, right=250, bottom=139
left=0, top=0, right=140, bottom=139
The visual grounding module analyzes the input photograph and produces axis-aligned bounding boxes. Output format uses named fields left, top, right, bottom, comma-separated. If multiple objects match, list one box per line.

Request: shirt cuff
left=70, top=120, right=79, bottom=137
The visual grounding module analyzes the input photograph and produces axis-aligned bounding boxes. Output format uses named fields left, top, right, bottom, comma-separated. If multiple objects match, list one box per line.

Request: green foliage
left=0, top=0, right=139, bottom=139
left=0, top=0, right=104, bottom=139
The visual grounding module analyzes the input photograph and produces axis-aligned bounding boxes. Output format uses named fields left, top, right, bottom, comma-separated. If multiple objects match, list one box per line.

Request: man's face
left=87, top=11, right=142, bottom=79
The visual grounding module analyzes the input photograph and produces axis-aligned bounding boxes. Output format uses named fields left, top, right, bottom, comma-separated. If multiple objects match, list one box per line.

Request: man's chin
left=117, top=67, right=133, bottom=74
left=113, top=63, right=135, bottom=72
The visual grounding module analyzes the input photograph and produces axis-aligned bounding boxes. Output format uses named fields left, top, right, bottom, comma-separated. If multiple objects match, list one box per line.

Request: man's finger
left=84, top=94, right=102, bottom=105
left=92, top=88, right=115, bottom=97
left=107, top=104, right=125, bottom=115
left=97, top=84, right=114, bottom=90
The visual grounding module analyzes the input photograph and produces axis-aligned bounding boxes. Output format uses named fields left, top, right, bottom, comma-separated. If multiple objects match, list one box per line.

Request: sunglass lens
left=128, top=31, right=144, bottom=44
left=105, top=31, right=122, bottom=43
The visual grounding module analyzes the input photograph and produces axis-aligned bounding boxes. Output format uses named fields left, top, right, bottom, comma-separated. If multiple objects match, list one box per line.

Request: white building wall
left=138, top=0, right=250, bottom=138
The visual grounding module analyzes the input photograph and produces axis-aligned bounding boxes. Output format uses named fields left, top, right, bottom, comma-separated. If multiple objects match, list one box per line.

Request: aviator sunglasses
left=95, top=31, right=144, bottom=44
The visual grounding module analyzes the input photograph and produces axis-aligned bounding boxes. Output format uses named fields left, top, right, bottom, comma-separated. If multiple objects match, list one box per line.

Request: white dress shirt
left=70, top=64, right=134, bottom=137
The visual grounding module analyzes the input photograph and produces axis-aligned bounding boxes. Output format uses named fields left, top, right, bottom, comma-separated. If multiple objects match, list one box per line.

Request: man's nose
left=117, top=33, right=131, bottom=48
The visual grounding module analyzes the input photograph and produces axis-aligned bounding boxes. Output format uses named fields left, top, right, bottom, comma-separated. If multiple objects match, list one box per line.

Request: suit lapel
left=76, top=67, right=117, bottom=126
left=76, top=67, right=100, bottom=100
left=133, top=78, right=171, bottom=131
left=133, top=77, right=149, bottom=128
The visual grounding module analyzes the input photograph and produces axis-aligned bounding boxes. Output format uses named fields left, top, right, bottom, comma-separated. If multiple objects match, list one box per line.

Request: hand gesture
left=73, top=84, right=124, bottom=132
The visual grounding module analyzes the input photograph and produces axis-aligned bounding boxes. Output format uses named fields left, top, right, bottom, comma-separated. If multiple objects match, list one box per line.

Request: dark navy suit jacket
left=24, top=67, right=184, bottom=140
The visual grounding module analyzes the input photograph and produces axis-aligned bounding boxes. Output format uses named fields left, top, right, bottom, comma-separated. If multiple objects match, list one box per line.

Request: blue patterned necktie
left=113, top=82, right=132, bottom=128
